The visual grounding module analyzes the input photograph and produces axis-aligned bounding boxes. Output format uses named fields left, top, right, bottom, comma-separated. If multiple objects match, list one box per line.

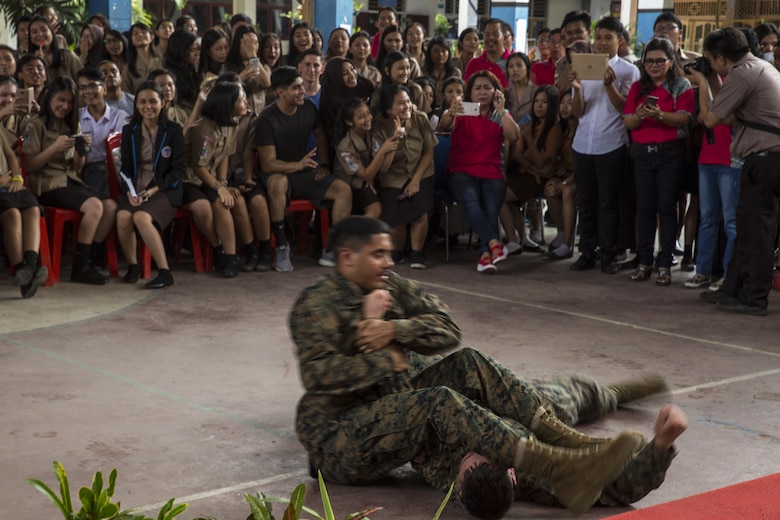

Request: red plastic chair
left=105, top=132, right=212, bottom=278
left=285, top=200, right=330, bottom=254
left=19, top=137, right=118, bottom=283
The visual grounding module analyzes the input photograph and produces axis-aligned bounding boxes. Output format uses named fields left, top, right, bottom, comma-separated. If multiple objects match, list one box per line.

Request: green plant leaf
left=107, top=469, right=117, bottom=499
left=245, top=493, right=273, bottom=520
left=26, top=478, right=70, bottom=518
left=317, top=471, right=335, bottom=520
left=166, top=503, right=188, bottom=520
left=100, top=503, right=120, bottom=519
left=54, top=461, right=74, bottom=514
left=92, top=471, right=104, bottom=498
left=289, top=483, right=305, bottom=516
left=431, top=482, right=455, bottom=520
left=344, top=506, right=382, bottom=520
left=282, top=502, right=297, bottom=520
left=79, top=487, right=96, bottom=514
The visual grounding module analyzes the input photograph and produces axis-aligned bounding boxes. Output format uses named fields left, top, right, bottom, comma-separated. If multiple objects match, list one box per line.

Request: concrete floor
left=2, top=240, right=779, bottom=520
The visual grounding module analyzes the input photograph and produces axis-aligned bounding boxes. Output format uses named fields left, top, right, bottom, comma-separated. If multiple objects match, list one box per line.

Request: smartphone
left=645, top=95, right=659, bottom=107
left=462, top=102, right=480, bottom=116
left=19, top=87, right=34, bottom=113
left=248, top=57, right=260, bottom=71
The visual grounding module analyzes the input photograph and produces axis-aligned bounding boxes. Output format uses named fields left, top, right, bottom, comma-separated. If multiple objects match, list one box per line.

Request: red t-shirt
left=464, top=53, right=509, bottom=88
left=371, top=32, right=381, bottom=60
left=448, top=113, right=509, bottom=180
left=531, top=58, right=556, bottom=86
left=698, top=124, right=732, bottom=165
left=623, top=81, right=695, bottom=144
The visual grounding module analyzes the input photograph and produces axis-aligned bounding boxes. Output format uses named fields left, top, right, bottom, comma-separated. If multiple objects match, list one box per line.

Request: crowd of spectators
left=1, top=6, right=779, bottom=314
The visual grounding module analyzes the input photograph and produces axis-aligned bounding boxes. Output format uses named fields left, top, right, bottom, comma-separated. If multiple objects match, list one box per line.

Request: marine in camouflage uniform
left=291, top=269, right=551, bottom=484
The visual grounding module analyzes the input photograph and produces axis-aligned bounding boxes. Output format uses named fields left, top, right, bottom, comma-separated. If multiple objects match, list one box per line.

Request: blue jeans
left=697, top=164, right=740, bottom=277
left=633, top=142, right=684, bottom=268
left=448, top=172, right=506, bottom=254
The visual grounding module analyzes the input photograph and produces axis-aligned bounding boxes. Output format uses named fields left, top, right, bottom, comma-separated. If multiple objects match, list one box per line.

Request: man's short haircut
left=76, top=67, right=105, bottom=83
left=230, top=13, right=252, bottom=26
left=460, top=463, right=514, bottom=519
left=536, top=27, right=551, bottom=38
left=332, top=216, right=392, bottom=253
left=653, top=12, right=683, bottom=31
left=595, top=16, right=624, bottom=36
left=703, top=27, right=751, bottom=63
left=483, top=18, right=503, bottom=31
left=298, top=47, right=323, bottom=62
left=561, top=10, right=591, bottom=31
left=270, top=66, right=301, bottom=90
left=376, top=6, right=398, bottom=19
left=622, top=29, right=630, bottom=42
left=550, top=28, right=562, bottom=38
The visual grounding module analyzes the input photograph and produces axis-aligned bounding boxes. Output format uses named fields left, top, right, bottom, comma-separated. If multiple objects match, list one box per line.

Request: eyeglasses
left=78, top=82, right=103, bottom=91
left=655, top=24, right=679, bottom=32
left=537, top=38, right=550, bottom=44
left=644, top=58, right=670, bottom=66
left=103, top=39, right=120, bottom=45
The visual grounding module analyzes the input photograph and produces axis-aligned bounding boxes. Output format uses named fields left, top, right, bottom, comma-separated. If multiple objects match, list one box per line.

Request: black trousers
left=573, top=146, right=628, bottom=259
left=722, top=153, right=780, bottom=309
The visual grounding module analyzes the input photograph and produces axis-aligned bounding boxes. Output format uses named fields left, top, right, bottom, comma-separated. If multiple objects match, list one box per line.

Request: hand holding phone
left=644, top=95, right=659, bottom=107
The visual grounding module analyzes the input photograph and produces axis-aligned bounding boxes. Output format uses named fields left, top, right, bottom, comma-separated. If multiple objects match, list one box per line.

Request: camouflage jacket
left=290, top=271, right=462, bottom=452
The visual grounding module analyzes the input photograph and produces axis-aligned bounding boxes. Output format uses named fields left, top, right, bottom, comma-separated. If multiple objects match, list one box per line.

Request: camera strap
left=736, top=117, right=780, bottom=137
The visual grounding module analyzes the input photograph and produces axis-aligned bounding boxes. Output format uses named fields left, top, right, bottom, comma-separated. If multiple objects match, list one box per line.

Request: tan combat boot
left=530, top=406, right=611, bottom=448
left=609, top=374, right=669, bottom=404
left=514, top=430, right=643, bottom=515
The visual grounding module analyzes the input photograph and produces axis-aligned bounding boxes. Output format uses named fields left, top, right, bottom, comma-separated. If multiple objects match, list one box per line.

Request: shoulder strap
left=736, top=117, right=780, bottom=136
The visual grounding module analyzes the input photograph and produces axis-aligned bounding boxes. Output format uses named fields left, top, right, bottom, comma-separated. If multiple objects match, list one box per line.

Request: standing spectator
left=533, top=28, right=563, bottom=87
left=421, top=36, right=460, bottom=108
left=124, top=23, right=163, bottom=96
left=623, top=37, right=694, bottom=286
left=117, top=81, right=184, bottom=288
left=349, top=32, right=382, bottom=88
left=324, top=28, right=350, bottom=65
left=371, top=7, right=398, bottom=60
left=22, top=76, right=117, bottom=284
left=103, top=29, right=128, bottom=72
left=164, top=29, right=200, bottom=112
left=320, top=57, right=375, bottom=151
left=0, top=46, right=17, bottom=78
left=175, top=15, right=198, bottom=36
left=531, top=28, right=556, bottom=86
left=556, top=11, right=592, bottom=93
left=569, top=16, right=639, bottom=274
left=261, top=33, right=282, bottom=71
left=28, top=16, right=83, bottom=83
left=465, top=19, right=509, bottom=87
left=439, top=71, right=519, bottom=273
left=531, top=27, right=551, bottom=63
left=98, top=60, right=134, bottom=115
left=376, top=25, right=421, bottom=79
left=619, top=29, right=640, bottom=65
left=254, top=67, right=352, bottom=271
left=153, top=19, right=175, bottom=56
left=312, top=28, right=324, bottom=53
left=87, top=14, right=111, bottom=32
left=692, top=27, right=780, bottom=315
left=754, top=23, right=780, bottom=62
left=405, top=22, right=427, bottom=69
left=455, top=27, right=480, bottom=76
left=372, top=51, right=431, bottom=115
left=76, top=25, right=106, bottom=69
left=16, top=54, right=48, bottom=102
left=373, top=84, right=438, bottom=268
left=283, top=22, right=314, bottom=67
left=197, top=29, right=229, bottom=86
left=16, top=16, right=31, bottom=55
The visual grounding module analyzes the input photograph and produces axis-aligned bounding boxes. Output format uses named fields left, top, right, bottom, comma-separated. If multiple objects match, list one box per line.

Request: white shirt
left=572, top=55, right=639, bottom=155
left=79, top=103, right=130, bottom=163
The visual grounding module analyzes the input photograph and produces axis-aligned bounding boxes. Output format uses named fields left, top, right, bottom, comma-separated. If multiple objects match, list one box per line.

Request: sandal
left=629, top=264, right=653, bottom=281
left=656, top=268, right=672, bottom=286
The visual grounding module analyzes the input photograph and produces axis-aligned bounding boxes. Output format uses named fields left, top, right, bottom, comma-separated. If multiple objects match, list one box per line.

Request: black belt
left=633, top=140, right=684, bottom=154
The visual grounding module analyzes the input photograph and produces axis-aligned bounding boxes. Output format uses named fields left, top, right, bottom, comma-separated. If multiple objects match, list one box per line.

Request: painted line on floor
left=669, top=367, right=780, bottom=395
left=0, top=335, right=296, bottom=440
left=132, top=469, right=309, bottom=513
left=417, top=280, right=780, bottom=360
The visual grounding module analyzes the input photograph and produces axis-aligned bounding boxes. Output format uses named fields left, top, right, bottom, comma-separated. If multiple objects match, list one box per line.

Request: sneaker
left=254, top=253, right=272, bottom=272
left=709, top=278, right=724, bottom=292
left=477, top=255, right=497, bottom=274
left=614, top=250, right=627, bottom=262
left=506, top=241, right=522, bottom=255
left=318, top=249, right=336, bottom=267
left=21, top=266, right=48, bottom=299
left=680, top=258, right=695, bottom=272
left=684, top=273, right=711, bottom=289
left=490, top=243, right=509, bottom=264
left=409, top=250, right=426, bottom=269
left=274, top=244, right=293, bottom=272
left=71, top=263, right=109, bottom=285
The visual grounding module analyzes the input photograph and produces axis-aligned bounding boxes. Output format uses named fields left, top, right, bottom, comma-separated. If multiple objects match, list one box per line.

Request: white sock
left=554, top=244, right=571, bottom=256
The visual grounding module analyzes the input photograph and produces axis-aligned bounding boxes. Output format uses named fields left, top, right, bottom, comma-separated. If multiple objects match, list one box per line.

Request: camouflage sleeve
left=387, top=274, right=462, bottom=354
left=290, top=283, right=397, bottom=396
left=598, top=439, right=677, bottom=506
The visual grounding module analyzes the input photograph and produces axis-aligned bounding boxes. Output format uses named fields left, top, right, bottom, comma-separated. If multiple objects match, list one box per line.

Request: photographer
left=688, top=27, right=780, bottom=316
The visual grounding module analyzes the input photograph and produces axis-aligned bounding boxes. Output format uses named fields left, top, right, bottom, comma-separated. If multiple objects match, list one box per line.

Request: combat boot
left=530, top=406, right=610, bottom=448
left=608, top=374, right=669, bottom=404
left=514, top=431, right=642, bottom=515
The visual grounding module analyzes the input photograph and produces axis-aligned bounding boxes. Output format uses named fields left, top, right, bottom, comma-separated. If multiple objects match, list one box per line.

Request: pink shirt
left=371, top=32, right=381, bottom=60
left=448, top=113, right=509, bottom=180
left=531, top=58, right=556, bottom=86
left=698, top=125, right=732, bottom=166
left=624, top=80, right=694, bottom=144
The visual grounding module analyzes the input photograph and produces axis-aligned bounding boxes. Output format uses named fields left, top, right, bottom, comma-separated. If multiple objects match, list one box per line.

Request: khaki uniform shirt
left=166, top=105, right=190, bottom=127
left=48, top=50, right=84, bottom=84
left=185, top=117, right=237, bottom=185
left=373, top=111, right=438, bottom=189
left=122, top=54, right=164, bottom=95
left=334, top=129, right=381, bottom=189
left=22, top=116, right=83, bottom=195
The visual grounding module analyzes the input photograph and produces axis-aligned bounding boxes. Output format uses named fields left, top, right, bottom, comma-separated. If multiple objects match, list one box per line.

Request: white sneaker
left=684, top=273, right=711, bottom=288
left=318, top=249, right=336, bottom=267
left=506, top=241, right=522, bottom=255
left=477, top=255, right=497, bottom=274
left=274, top=244, right=294, bottom=272
left=709, top=278, right=724, bottom=292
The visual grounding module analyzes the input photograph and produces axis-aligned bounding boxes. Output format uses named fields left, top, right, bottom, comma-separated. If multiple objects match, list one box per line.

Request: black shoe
left=601, top=257, right=620, bottom=275
left=392, top=250, right=406, bottom=264
left=409, top=250, right=427, bottom=269
left=547, top=248, right=573, bottom=260
left=123, top=264, right=141, bottom=284
left=680, top=258, right=695, bottom=272
left=570, top=254, right=596, bottom=271
left=254, top=253, right=272, bottom=272
left=144, top=270, right=174, bottom=289
left=71, top=264, right=109, bottom=285
left=214, top=246, right=226, bottom=272
left=12, top=264, right=35, bottom=286
left=620, top=256, right=639, bottom=270
left=715, top=299, right=767, bottom=316
left=241, top=252, right=259, bottom=272
left=699, top=290, right=735, bottom=304
left=21, top=266, right=48, bottom=299
left=222, top=255, right=239, bottom=278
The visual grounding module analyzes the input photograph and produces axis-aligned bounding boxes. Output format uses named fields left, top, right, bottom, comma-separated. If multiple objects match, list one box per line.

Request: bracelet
left=11, top=176, right=23, bottom=184
left=658, top=111, right=665, bottom=121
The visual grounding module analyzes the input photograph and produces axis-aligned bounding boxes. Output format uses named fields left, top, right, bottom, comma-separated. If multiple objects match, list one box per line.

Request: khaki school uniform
left=185, top=117, right=237, bottom=185
left=22, top=117, right=84, bottom=196
left=48, top=49, right=84, bottom=84
left=373, top=111, right=437, bottom=189
left=122, top=54, right=164, bottom=95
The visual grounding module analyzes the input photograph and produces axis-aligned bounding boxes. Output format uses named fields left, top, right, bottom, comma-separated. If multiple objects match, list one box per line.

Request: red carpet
left=607, top=473, right=780, bottom=519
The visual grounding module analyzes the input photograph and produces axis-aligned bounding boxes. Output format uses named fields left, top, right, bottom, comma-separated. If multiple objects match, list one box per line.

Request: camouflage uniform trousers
left=315, top=347, right=546, bottom=485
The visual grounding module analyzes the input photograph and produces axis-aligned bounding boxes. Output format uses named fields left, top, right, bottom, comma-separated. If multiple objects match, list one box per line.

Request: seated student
left=16, top=16, right=31, bottom=55
left=153, top=18, right=175, bottom=56
left=254, top=66, right=352, bottom=272
left=1, top=130, right=47, bottom=298
left=187, top=81, right=257, bottom=277
left=197, top=29, right=229, bottom=87
left=320, top=57, right=375, bottom=152
left=421, top=36, right=461, bottom=109
left=164, top=29, right=200, bottom=113
left=375, top=25, right=421, bottom=80
left=16, top=54, right=48, bottom=104
left=0, top=75, right=34, bottom=143
left=22, top=76, right=117, bottom=284
left=28, top=16, right=83, bottom=84
left=103, top=29, right=128, bottom=72
left=175, top=15, right=198, bottom=36
left=544, top=89, right=578, bottom=260
left=438, top=70, right=519, bottom=273
left=370, top=51, right=430, bottom=115
left=333, top=98, right=401, bottom=218
left=77, top=68, right=130, bottom=195
left=98, top=60, right=135, bottom=115
left=117, top=81, right=184, bottom=289
left=372, top=84, right=437, bottom=268
left=413, top=76, right=436, bottom=116
left=348, top=32, right=381, bottom=88
left=0, top=45, right=18, bottom=77
left=75, top=24, right=106, bottom=69
left=148, top=68, right=189, bottom=129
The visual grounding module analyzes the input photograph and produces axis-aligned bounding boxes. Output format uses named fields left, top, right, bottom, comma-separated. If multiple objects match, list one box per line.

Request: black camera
left=684, top=56, right=712, bottom=76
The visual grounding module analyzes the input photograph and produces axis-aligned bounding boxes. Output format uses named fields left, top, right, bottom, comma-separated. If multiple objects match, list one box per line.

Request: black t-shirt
left=253, top=98, right=321, bottom=163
